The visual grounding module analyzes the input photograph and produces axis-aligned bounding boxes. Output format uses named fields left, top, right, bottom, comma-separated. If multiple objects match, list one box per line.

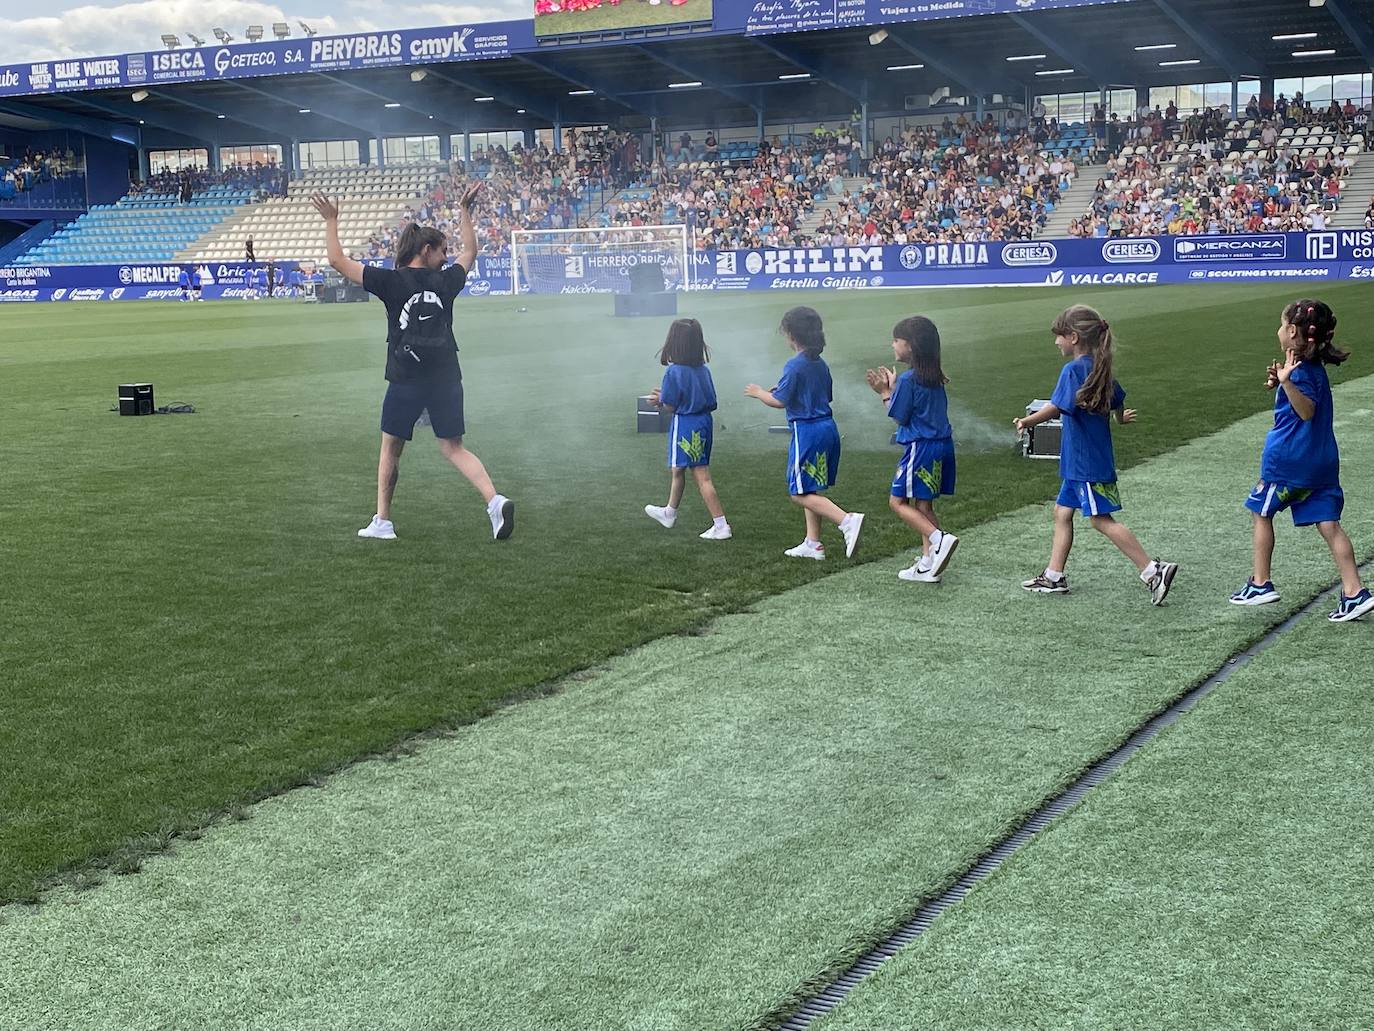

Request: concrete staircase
left=1332, top=156, right=1374, bottom=228
left=796, top=175, right=874, bottom=237
left=1036, top=160, right=1108, bottom=238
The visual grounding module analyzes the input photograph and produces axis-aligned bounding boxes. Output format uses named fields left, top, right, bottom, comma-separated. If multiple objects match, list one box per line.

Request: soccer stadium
left=3, top=1, right=1374, bottom=1027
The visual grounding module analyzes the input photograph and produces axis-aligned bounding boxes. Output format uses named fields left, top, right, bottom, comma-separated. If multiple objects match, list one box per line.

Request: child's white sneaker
left=929, top=531, right=960, bottom=576
left=358, top=515, right=396, bottom=540
left=839, top=512, right=864, bottom=558
left=898, top=562, right=941, bottom=583
left=699, top=523, right=732, bottom=540
left=645, top=505, right=677, bottom=528
left=784, top=540, right=826, bottom=561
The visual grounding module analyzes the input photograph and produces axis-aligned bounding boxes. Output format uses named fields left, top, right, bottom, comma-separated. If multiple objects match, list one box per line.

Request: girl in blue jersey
left=1015, top=304, right=1179, bottom=605
left=1230, top=299, right=1374, bottom=622
left=645, top=318, right=731, bottom=540
left=177, top=267, right=191, bottom=302
left=867, top=316, right=959, bottom=583
left=745, top=306, right=864, bottom=561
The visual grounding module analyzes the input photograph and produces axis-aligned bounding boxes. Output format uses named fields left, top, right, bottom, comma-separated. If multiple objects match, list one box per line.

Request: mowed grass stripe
left=1, top=284, right=1369, bottom=904
left=3, top=371, right=1371, bottom=1031
left=811, top=594, right=1374, bottom=1031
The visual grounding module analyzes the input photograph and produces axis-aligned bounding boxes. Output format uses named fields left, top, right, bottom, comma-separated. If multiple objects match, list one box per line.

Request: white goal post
left=510, top=223, right=693, bottom=296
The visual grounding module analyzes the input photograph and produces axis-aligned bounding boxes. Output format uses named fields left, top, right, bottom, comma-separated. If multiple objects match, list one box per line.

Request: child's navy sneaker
left=1230, top=580, right=1280, bottom=606
left=1328, top=589, right=1374, bottom=623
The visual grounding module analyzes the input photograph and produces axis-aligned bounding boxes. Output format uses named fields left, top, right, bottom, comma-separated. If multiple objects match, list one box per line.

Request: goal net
left=510, top=224, right=692, bottom=296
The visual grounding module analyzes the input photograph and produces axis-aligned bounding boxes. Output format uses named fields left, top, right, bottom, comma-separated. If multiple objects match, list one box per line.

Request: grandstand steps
left=796, top=176, right=874, bottom=238
left=176, top=209, right=253, bottom=263
left=1332, top=160, right=1374, bottom=229
left=1036, top=159, right=1108, bottom=239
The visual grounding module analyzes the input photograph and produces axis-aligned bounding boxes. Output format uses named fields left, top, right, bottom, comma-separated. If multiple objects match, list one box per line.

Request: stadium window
left=1203, top=82, right=1232, bottom=112
left=1148, top=86, right=1176, bottom=111
left=219, top=144, right=282, bottom=169
left=1333, top=74, right=1364, bottom=103
left=384, top=136, right=440, bottom=163
left=1109, top=89, right=1136, bottom=119
left=1033, top=94, right=1059, bottom=121
left=148, top=148, right=208, bottom=173
left=1057, top=92, right=1089, bottom=124
left=296, top=140, right=360, bottom=169
left=1274, top=77, right=1303, bottom=101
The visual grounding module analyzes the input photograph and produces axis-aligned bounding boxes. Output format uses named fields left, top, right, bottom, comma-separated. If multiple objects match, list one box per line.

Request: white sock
left=930, top=529, right=944, bottom=549
left=806, top=538, right=823, bottom=549
left=376, top=514, right=392, bottom=526
left=1045, top=568, right=1064, bottom=582
left=664, top=505, right=678, bottom=518
left=1141, top=560, right=1159, bottom=583
left=487, top=494, right=507, bottom=514
left=713, top=515, right=727, bottom=529
left=917, top=555, right=933, bottom=573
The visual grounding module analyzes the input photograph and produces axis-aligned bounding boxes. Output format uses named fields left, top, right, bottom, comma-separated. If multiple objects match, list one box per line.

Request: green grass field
left=534, top=0, right=714, bottom=36
left=1, top=304, right=1371, bottom=1029
left=2, top=283, right=1370, bottom=907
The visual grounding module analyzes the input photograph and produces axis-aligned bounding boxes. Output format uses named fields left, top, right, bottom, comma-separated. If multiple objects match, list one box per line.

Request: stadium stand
left=0, top=150, right=85, bottom=209
left=16, top=185, right=254, bottom=265
left=1059, top=102, right=1370, bottom=237
left=182, top=164, right=445, bottom=263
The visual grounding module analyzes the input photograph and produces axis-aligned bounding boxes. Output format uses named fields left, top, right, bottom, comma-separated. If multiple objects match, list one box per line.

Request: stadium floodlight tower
left=299, top=21, right=318, bottom=37
left=273, top=22, right=291, bottom=39
left=246, top=24, right=263, bottom=42
left=161, top=34, right=181, bottom=49
left=213, top=27, right=234, bottom=43
left=187, top=33, right=206, bottom=46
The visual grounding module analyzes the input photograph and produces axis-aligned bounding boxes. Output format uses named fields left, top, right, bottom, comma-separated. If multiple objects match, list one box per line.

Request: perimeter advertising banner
left=0, top=0, right=1135, bottom=99
left=4, top=233, right=1374, bottom=301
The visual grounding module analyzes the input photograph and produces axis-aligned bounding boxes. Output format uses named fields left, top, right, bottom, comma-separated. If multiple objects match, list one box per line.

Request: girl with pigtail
left=1015, top=304, right=1179, bottom=605
left=1231, top=299, right=1374, bottom=622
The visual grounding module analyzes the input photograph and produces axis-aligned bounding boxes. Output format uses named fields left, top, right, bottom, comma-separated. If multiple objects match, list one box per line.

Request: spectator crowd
left=133, top=162, right=288, bottom=202
left=0, top=148, right=82, bottom=200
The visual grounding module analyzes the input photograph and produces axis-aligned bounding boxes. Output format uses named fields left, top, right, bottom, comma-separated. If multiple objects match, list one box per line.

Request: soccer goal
left=510, top=224, right=692, bottom=296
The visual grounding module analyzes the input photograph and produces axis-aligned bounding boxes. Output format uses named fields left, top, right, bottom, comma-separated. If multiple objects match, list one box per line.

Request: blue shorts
left=381, top=378, right=465, bottom=440
left=787, top=417, right=841, bottom=495
left=892, top=439, right=956, bottom=499
left=1057, top=479, right=1123, bottom=517
left=1245, top=481, right=1344, bottom=526
left=668, top=412, right=713, bottom=468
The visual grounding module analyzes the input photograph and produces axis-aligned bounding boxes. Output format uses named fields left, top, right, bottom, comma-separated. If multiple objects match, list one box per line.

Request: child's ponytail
left=1053, top=304, right=1117, bottom=413
left=1284, top=299, right=1350, bottom=365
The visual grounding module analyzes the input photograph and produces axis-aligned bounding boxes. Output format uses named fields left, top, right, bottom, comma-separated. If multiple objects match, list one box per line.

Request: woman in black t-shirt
left=312, top=184, right=514, bottom=542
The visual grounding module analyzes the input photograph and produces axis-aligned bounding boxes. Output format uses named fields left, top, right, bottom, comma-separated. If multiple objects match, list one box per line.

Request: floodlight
left=299, top=21, right=318, bottom=37
left=187, top=33, right=206, bottom=46
left=246, top=25, right=264, bottom=42
left=213, top=28, right=234, bottom=44
left=868, top=29, right=888, bottom=46
left=161, top=34, right=181, bottom=49
left=131, top=89, right=150, bottom=102
left=273, top=22, right=290, bottom=39
left=410, top=69, right=428, bottom=82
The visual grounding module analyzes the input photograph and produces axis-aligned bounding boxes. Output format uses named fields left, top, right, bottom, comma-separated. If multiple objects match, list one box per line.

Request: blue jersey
left=253, top=269, right=268, bottom=287
left=887, top=369, right=951, bottom=444
left=1051, top=354, right=1125, bottom=483
left=178, top=271, right=190, bottom=288
left=773, top=353, right=833, bottom=422
left=1261, top=361, right=1339, bottom=487
left=190, top=269, right=203, bottom=286
left=659, top=363, right=717, bottom=416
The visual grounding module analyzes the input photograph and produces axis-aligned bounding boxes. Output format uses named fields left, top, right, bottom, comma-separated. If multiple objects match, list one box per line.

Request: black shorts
left=381, top=379, right=465, bottom=441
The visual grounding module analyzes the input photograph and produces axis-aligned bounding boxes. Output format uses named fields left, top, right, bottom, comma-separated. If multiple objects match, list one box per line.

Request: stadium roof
left=2, top=0, right=1372, bottom=147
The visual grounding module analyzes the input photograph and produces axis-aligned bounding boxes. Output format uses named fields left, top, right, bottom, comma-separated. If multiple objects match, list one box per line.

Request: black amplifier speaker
left=1023, top=399, right=1062, bottom=459
left=118, top=383, right=154, bottom=416
left=637, top=394, right=668, bottom=433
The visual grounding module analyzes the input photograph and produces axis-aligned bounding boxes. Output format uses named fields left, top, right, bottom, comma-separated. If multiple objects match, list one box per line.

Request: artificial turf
left=0, top=283, right=1369, bottom=906
left=810, top=595, right=1374, bottom=1031
left=1, top=368, right=1371, bottom=1031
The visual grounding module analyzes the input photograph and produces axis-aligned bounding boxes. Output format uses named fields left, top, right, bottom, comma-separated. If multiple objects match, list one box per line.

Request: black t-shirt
left=362, top=263, right=467, bottom=383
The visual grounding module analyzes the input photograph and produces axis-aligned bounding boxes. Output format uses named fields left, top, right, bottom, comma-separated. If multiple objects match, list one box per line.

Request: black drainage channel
left=774, top=568, right=1368, bottom=1031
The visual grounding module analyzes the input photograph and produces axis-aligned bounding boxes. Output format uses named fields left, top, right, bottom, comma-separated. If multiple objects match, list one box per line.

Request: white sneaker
left=645, top=505, right=677, bottom=529
left=358, top=515, right=396, bottom=540
left=898, top=563, right=942, bottom=583
left=784, top=540, right=826, bottom=561
left=699, top=523, right=732, bottom=540
left=929, top=532, right=960, bottom=576
left=488, top=495, right=515, bottom=540
left=839, top=512, right=865, bottom=558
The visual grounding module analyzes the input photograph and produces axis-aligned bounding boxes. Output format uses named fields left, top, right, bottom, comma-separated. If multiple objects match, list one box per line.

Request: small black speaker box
left=119, top=383, right=155, bottom=416
left=637, top=394, right=668, bottom=433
